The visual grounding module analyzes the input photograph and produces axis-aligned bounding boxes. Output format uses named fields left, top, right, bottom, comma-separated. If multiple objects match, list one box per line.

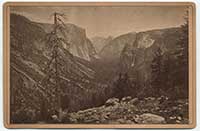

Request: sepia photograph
left=3, top=2, right=196, bottom=128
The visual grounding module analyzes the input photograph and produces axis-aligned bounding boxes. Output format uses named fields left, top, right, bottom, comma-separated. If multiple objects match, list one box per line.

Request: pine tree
left=172, top=10, right=189, bottom=98
left=35, top=12, right=70, bottom=121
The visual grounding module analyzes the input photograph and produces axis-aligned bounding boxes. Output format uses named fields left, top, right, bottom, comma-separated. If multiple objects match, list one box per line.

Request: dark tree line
left=150, top=12, right=189, bottom=99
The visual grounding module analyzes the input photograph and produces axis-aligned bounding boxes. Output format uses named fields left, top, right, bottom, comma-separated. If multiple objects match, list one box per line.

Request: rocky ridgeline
left=67, top=96, right=188, bottom=124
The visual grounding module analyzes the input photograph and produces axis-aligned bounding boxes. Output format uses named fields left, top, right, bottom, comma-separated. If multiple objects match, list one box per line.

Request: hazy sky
left=11, top=6, right=187, bottom=38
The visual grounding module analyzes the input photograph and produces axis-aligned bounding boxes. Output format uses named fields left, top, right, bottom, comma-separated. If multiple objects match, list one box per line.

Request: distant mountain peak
left=91, top=36, right=113, bottom=54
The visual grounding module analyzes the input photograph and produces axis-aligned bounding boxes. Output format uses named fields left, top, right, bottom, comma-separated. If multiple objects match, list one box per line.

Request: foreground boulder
left=135, top=113, right=166, bottom=124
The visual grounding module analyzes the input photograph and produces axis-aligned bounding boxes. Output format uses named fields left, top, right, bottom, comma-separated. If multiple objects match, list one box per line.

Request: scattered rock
left=129, top=98, right=139, bottom=105
left=105, top=98, right=119, bottom=107
left=177, top=116, right=182, bottom=120
left=169, top=116, right=176, bottom=120
left=51, top=115, right=58, bottom=121
left=145, top=97, right=156, bottom=101
left=69, top=117, right=78, bottom=123
left=117, top=118, right=126, bottom=123
left=67, top=97, right=188, bottom=124
left=121, top=96, right=132, bottom=102
left=126, top=120, right=134, bottom=124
